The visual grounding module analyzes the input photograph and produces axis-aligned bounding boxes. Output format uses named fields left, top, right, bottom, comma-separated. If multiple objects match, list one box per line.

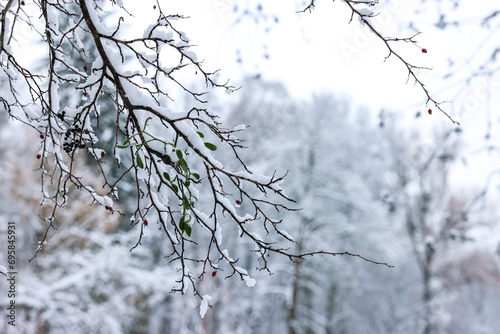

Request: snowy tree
left=220, top=80, right=395, bottom=334
left=0, top=0, right=295, bottom=297
left=382, top=119, right=500, bottom=334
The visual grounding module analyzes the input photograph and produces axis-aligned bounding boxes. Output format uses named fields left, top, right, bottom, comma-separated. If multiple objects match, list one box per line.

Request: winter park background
left=1, top=0, right=500, bottom=333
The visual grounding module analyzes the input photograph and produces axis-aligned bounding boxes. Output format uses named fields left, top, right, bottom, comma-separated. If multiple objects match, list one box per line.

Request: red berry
left=154, top=5, right=156, bottom=9
left=21, top=1, right=25, bottom=5
left=212, top=271, right=216, bottom=277
left=428, top=109, right=432, bottom=115
left=36, top=154, right=41, bottom=159
left=105, top=206, right=112, bottom=211
left=235, top=200, right=241, bottom=205
left=40, top=134, right=44, bottom=139
left=422, top=48, right=427, bottom=53
left=83, top=92, right=88, bottom=96
left=101, top=151, right=105, bottom=158
left=144, top=220, right=148, bottom=226
left=83, top=65, right=88, bottom=71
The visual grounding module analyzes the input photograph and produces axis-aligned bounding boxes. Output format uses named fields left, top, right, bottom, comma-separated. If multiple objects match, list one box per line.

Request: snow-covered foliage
left=0, top=0, right=304, bottom=299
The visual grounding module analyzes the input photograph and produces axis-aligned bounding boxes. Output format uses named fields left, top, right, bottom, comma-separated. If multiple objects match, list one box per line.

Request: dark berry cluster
left=57, top=110, right=66, bottom=120
left=63, top=124, right=88, bottom=154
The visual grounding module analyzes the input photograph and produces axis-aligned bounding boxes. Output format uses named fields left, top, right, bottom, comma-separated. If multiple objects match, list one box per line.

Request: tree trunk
left=422, top=263, right=432, bottom=334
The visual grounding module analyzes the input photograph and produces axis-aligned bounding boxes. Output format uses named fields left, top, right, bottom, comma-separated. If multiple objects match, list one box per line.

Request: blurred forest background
left=1, top=0, right=500, bottom=333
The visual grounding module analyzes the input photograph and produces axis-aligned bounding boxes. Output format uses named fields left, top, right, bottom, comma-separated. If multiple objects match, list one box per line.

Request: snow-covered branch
left=298, top=0, right=460, bottom=124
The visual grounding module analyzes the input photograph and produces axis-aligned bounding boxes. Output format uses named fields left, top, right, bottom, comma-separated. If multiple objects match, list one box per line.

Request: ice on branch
left=235, top=267, right=257, bottom=287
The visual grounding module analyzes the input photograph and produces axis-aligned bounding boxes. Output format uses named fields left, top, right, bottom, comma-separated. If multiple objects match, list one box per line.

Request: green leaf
left=115, top=144, right=129, bottom=149
left=179, top=159, right=189, bottom=174
left=176, top=149, right=183, bottom=160
left=185, top=224, right=192, bottom=237
left=192, top=173, right=200, bottom=180
left=197, top=131, right=204, bottom=138
left=204, top=142, right=217, bottom=151
left=179, top=215, right=192, bottom=236
left=182, top=195, right=189, bottom=211
left=179, top=215, right=186, bottom=231
left=136, top=154, right=144, bottom=169
left=185, top=180, right=190, bottom=187
left=172, top=184, right=179, bottom=193
left=163, top=172, right=170, bottom=181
